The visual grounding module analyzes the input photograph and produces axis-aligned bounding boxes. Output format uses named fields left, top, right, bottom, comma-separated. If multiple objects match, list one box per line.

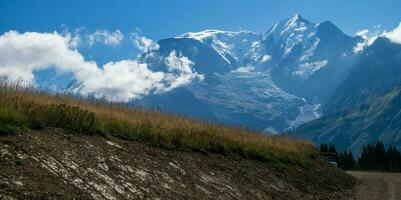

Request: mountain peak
left=263, top=13, right=314, bottom=44
left=285, top=13, right=310, bottom=27
left=316, top=20, right=345, bottom=39
left=287, top=13, right=308, bottom=24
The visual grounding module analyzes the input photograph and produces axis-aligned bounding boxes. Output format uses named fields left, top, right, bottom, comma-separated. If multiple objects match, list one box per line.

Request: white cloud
left=88, top=29, right=124, bottom=47
left=230, top=66, right=255, bottom=73
left=0, top=31, right=99, bottom=84
left=80, top=60, right=165, bottom=101
left=130, top=29, right=160, bottom=52
left=353, top=23, right=401, bottom=53
left=383, top=22, right=401, bottom=44
left=355, top=29, right=369, bottom=38
left=353, top=28, right=382, bottom=53
left=81, top=51, right=204, bottom=101
left=161, top=51, right=204, bottom=92
left=261, top=54, right=271, bottom=62
left=0, top=31, right=203, bottom=102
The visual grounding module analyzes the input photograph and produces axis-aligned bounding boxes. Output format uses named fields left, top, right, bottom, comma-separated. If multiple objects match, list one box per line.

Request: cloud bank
left=383, top=22, right=401, bottom=44
left=0, top=31, right=203, bottom=102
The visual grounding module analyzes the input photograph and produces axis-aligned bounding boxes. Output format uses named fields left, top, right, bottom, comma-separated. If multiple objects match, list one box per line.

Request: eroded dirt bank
left=0, top=129, right=355, bottom=199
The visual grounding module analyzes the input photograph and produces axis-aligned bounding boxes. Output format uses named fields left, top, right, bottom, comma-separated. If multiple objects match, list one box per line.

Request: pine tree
left=329, top=144, right=337, bottom=154
left=319, top=143, right=329, bottom=152
left=375, top=141, right=386, bottom=170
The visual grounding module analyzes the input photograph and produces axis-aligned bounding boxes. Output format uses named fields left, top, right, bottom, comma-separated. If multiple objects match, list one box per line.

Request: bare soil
left=348, top=171, right=401, bottom=200
left=0, top=129, right=355, bottom=199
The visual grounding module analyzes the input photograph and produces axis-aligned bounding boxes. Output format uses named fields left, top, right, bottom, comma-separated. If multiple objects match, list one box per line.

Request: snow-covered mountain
left=262, top=14, right=362, bottom=102
left=176, top=30, right=263, bottom=66
left=66, top=14, right=370, bottom=133
left=134, top=35, right=310, bottom=132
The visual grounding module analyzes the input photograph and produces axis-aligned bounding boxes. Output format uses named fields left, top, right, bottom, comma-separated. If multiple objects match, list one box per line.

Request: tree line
left=319, top=142, right=401, bottom=172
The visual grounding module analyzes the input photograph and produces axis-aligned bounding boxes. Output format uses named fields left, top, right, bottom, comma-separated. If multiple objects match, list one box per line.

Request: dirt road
left=348, top=171, right=401, bottom=200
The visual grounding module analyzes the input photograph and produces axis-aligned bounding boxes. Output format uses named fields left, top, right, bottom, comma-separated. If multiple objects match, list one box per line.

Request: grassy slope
left=0, top=83, right=316, bottom=165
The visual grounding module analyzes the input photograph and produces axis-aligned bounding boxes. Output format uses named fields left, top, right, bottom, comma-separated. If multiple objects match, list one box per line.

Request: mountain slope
left=293, top=87, right=401, bottom=154
left=324, top=37, right=401, bottom=114
left=139, top=29, right=312, bottom=132
left=176, top=30, right=262, bottom=66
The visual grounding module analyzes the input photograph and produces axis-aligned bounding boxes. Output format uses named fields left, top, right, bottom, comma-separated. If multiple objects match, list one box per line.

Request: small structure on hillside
left=320, top=152, right=338, bottom=167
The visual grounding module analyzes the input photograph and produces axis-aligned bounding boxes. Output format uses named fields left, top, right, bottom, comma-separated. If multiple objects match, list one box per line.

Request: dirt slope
left=348, top=171, right=401, bottom=200
left=0, top=129, right=355, bottom=200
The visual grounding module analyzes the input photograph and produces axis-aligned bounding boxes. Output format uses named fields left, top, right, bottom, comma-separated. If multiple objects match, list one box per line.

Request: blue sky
left=1, top=0, right=401, bottom=40
left=0, top=0, right=401, bottom=101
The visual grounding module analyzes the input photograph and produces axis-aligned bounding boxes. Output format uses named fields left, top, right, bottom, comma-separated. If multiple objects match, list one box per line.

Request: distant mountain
left=132, top=87, right=220, bottom=122
left=65, top=14, right=377, bottom=133
left=292, top=87, right=401, bottom=154
left=324, top=37, right=401, bottom=114
left=262, top=14, right=362, bottom=102
left=176, top=30, right=262, bottom=67
left=132, top=14, right=365, bottom=132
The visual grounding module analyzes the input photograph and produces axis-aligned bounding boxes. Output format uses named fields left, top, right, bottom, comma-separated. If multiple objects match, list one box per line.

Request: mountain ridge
left=65, top=14, right=393, bottom=135
left=131, top=14, right=364, bottom=132
left=292, top=87, right=401, bottom=154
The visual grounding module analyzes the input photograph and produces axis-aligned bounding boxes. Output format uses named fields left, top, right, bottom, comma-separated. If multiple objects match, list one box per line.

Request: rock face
left=0, top=129, right=355, bottom=199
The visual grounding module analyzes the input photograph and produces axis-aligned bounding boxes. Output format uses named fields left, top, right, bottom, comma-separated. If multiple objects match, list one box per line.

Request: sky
left=1, top=0, right=401, bottom=39
left=0, top=0, right=401, bottom=101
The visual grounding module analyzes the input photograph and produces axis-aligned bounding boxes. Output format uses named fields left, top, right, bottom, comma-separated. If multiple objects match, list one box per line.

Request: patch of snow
left=299, top=38, right=320, bottom=61
left=293, top=60, right=328, bottom=79
left=289, top=103, right=321, bottom=127
left=177, top=29, right=261, bottom=66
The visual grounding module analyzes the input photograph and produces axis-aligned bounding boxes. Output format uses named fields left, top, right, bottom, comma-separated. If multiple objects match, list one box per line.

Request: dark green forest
left=319, top=142, right=401, bottom=172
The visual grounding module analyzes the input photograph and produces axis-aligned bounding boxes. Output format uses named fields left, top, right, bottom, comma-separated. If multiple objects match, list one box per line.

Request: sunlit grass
left=0, top=81, right=316, bottom=164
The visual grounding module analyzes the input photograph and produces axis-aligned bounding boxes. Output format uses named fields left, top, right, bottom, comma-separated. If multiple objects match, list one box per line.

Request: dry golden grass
left=0, top=82, right=316, bottom=164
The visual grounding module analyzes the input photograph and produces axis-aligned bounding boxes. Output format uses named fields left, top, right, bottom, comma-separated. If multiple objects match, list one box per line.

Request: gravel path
left=348, top=171, right=401, bottom=200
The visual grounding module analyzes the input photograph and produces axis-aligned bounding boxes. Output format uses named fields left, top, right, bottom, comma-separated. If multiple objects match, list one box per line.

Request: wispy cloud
left=130, top=29, right=160, bottom=52
left=0, top=31, right=203, bottom=102
left=87, top=29, right=124, bottom=47
left=353, top=27, right=382, bottom=53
